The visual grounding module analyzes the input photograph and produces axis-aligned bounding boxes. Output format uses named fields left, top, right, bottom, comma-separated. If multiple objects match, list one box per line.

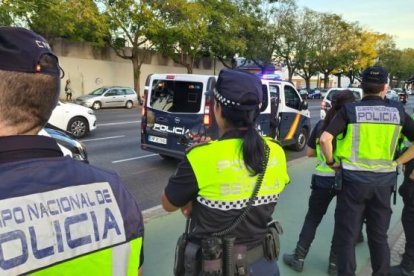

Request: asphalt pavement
left=142, top=157, right=406, bottom=276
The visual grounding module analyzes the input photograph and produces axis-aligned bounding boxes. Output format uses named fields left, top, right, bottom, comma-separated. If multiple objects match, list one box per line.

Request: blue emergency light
left=256, top=73, right=282, bottom=81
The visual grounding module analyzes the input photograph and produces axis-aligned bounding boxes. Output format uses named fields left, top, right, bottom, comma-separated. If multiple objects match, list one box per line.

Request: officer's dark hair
left=0, top=54, right=60, bottom=133
left=319, top=90, right=356, bottom=138
left=361, top=82, right=386, bottom=94
left=218, top=97, right=265, bottom=176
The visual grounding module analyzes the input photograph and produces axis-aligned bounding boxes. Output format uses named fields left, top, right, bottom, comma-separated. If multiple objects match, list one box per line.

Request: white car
left=385, top=89, right=399, bottom=102
left=320, top=88, right=363, bottom=119
left=49, top=101, right=97, bottom=138
left=75, top=86, right=139, bottom=110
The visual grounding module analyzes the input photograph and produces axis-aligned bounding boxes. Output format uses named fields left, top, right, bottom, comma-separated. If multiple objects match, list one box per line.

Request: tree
left=314, top=13, right=354, bottom=88
left=293, top=8, right=321, bottom=89
left=99, top=0, right=157, bottom=101
left=0, top=0, right=107, bottom=46
left=376, top=34, right=401, bottom=87
left=270, top=0, right=300, bottom=81
left=200, top=0, right=251, bottom=68
left=149, top=0, right=209, bottom=74
left=342, top=30, right=379, bottom=85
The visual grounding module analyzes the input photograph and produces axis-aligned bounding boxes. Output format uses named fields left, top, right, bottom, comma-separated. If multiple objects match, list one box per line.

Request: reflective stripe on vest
left=336, top=104, right=403, bottom=172
left=31, top=237, right=142, bottom=276
left=187, top=138, right=289, bottom=211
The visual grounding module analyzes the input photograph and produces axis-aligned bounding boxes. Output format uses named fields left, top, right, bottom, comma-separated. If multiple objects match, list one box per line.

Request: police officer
left=0, top=27, right=144, bottom=275
left=320, top=66, right=414, bottom=275
left=391, top=143, right=414, bottom=275
left=283, top=91, right=361, bottom=275
left=161, top=69, right=290, bottom=275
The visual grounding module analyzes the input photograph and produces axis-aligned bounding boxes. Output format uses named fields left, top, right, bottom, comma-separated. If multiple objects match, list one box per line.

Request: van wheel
left=125, top=100, right=133, bottom=109
left=67, top=117, right=89, bottom=138
left=92, top=101, right=102, bottom=110
left=290, top=128, right=308, bottom=151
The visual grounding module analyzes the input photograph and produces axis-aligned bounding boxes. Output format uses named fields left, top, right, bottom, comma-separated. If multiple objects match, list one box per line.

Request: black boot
left=391, top=256, right=414, bottom=276
left=327, top=251, right=337, bottom=276
left=283, top=245, right=308, bottom=272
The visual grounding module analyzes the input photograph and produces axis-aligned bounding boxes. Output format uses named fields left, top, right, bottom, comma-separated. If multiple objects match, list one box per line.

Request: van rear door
left=141, top=74, right=216, bottom=159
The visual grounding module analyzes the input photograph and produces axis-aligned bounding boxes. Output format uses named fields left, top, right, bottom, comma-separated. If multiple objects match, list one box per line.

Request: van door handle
left=157, top=117, right=167, bottom=123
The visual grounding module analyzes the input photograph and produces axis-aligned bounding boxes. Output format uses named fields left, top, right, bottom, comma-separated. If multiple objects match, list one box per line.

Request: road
left=80, top=97, right=414, bottom=210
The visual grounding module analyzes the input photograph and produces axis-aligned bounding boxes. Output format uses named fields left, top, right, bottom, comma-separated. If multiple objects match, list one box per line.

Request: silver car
left=75, top=86, right=139, bottom=110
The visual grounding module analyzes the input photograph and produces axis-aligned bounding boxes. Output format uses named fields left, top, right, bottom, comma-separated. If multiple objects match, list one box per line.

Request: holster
left=174, top=233, right=188, bottom=276
left=263, top=221, right=283, bottom=261
left=184, top=242, right=200, bottom=276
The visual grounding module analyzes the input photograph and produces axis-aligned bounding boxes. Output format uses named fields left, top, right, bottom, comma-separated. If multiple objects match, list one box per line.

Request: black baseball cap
left=0, top=27, right=60, bottom=77
left=361, top=66, right=388, bottom=84
left=213, top=69, right=262, bottom=111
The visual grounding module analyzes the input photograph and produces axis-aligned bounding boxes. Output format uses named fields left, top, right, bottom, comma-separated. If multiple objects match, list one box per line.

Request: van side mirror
left=300, top=100, right=308, bottom=110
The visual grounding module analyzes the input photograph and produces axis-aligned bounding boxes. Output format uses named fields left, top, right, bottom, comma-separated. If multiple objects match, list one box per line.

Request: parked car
left=75, top=86, right=139, bottom=110
left=49, top=101, right=97, bottom=138
left=320, top=89, right=329, bottom=98
left=320, top=88, right=363, bottom=119
left=299, top=89, right=309, bottom=100
left=385, top=89, right=399, bottom=102
left=40, top=123, right=89, bottom=163
left=308, top=88, right=321, bottom=99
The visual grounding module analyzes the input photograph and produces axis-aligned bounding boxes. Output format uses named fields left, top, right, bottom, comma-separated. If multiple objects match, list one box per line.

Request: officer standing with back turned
left=0, top=27, right=144, bottom=275
left=320, top=66, right=414, bottom=276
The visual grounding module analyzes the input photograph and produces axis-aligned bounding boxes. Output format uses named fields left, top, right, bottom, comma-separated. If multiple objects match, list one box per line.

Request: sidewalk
left=141, top=157, right=406, bottom=276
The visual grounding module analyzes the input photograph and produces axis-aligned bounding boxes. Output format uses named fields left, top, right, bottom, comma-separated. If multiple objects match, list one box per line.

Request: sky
left=296, top=0, right=414, bottom=49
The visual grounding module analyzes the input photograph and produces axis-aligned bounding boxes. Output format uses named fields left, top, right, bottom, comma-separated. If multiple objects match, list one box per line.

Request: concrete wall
left=53, top=39, right=224, bottom=100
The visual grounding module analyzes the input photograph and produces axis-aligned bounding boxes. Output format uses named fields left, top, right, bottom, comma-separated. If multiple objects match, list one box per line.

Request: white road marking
left=112, top=154, right=158, bottom=164
left=81, top=135, right=125, bottom=142
left=98, top=120, right=141, bottom=126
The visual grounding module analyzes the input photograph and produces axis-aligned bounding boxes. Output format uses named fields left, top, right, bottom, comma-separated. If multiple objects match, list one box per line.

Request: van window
left=260, top=85, right=269, bottom=112
left=284, top=85, right=301, bottom=110
left=150, top=80, right=203, bottom=113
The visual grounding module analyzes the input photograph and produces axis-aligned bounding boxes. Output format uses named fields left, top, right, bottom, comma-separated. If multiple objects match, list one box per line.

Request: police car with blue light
left=140, top=72, right=311, bottom=159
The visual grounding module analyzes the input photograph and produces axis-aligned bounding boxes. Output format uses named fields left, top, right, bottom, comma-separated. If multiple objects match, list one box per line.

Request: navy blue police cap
left=0, top=27, right=60, bottom=77
left=361, top=66, right=388, bottom=84
left=213, top=69, right=263, bottom=111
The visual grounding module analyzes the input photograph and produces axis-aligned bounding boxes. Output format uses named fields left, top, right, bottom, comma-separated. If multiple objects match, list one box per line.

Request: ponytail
left=221, top=105, right=265, bottom=175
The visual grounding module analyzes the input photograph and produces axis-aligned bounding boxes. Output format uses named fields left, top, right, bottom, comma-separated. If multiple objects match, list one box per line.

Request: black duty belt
left=234, top=244, right=265, bottom=265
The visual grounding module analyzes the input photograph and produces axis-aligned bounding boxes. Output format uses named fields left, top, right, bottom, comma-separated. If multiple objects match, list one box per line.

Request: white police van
left=140, top=73, right=311, bottom=159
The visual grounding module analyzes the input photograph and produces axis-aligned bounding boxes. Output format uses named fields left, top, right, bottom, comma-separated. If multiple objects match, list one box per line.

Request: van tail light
left=203, top=100, right=212, bottom=127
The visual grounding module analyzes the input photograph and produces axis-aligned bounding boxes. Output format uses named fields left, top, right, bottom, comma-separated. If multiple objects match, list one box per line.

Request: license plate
left=148, top=135, right=167, bottom=144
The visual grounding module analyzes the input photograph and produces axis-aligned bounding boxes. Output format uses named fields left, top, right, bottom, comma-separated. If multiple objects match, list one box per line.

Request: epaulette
left=185, top=141, right=212, bottom=154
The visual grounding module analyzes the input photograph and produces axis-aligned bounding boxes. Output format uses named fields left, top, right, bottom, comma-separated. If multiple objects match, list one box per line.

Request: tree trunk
left=337, top=73, right=342, bottom=88
left=186, top=64, right=193, bottom=74
left=132, top=57, right=142, bottom=105
left=305, top=77, right=311, bottom=90
left=324, top=72, right=330, bottom=89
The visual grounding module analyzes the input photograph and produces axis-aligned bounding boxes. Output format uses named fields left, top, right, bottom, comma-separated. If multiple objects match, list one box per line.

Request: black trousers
left=298, top=187, right=336, bottom=252
left=399, top=182, right=414, bottom=262
left=335, top=181, right=393, bottom=276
